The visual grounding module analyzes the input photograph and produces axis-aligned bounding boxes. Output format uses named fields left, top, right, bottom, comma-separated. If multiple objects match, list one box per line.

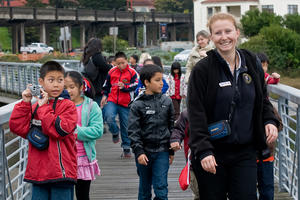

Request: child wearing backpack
left=9, top=61, right=77, bottom=200
left=64, top=71, right=103, bottom=200
left=128, top=64, right=175, bottom=200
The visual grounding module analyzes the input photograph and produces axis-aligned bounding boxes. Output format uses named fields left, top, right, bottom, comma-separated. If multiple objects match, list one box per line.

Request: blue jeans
left=136, top=151, right=169, bottom=200
left=257, top=161, right=274, bottom=200
left=32, top=183, right=74, bottom=200
left=104, top=101, right=130, bottom=149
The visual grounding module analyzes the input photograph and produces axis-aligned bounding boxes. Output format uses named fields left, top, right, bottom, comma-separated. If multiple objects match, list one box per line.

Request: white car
left=20, top=43, right=54, bottom=54
left=173, top=49, right=192, bottom=62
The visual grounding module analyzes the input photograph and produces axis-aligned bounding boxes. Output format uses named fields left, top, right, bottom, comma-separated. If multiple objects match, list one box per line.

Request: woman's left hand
left=169, top=155, right=174, bottom=165
left=265, top=124, right=278, bottom=144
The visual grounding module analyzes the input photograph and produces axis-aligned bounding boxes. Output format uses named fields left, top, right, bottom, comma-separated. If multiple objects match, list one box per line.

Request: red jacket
left=265, top=72, right=279, bottom=84
left=103, top=65, right=139, bottom=107
left=9, top=98, right=77, bottom=184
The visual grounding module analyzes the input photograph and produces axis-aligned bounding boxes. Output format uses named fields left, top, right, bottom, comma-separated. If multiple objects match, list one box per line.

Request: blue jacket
left=77, top=96, right=103, bottom=162
left=135, top=79, right=169, bottom=96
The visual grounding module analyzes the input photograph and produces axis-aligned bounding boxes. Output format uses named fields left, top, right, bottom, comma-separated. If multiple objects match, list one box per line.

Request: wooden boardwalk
left=89, top=132, right=292, bottom=200
left=90, top=132, right=193, bottom=200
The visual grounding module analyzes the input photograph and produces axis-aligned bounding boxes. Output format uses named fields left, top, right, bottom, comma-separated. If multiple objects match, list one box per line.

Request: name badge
left=32, top=119, right=42, bottom=126
left=219, top=81, right=232, bottom=87
left=146, top=110, right=155, bottom=114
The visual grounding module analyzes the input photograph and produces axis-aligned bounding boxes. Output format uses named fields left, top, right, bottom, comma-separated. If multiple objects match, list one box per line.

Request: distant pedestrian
left=185, top=30, right=212, bottom=83
left=81, top=37, right=111, bottom=105
left=257, top=52, right=280, bottom=85
left=101, top=52, right=139, bottom=158
left=9, top=61, right=77, bottom=200
left=130, top=54, right=139, bottom=71
left=128, top=64, right=175, bottom=200
left=166, top=62, right=187, bottom=120
left=135, top=60, right=169, bottom=96
left=65, top=71, right=103, bottom=200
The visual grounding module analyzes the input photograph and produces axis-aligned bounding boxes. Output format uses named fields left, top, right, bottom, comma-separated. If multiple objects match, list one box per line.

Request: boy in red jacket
left=9, top=61, right=77, bottom=200
left=257, top=52, right=280, bottom=84
left=101, top=52, right=139, bottom=158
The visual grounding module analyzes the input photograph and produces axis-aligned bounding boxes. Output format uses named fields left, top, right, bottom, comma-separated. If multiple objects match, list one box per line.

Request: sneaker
left=112, top=134, right=120, bottom=144
left=121, top=149, right=132, bottom=158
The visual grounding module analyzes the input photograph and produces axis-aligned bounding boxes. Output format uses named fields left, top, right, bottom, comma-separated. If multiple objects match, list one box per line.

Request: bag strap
left=30, top=97, right=58, bottom=124
left=228, top=54, right=238, bottom=123
left=86, top=100, right=94, bottom=125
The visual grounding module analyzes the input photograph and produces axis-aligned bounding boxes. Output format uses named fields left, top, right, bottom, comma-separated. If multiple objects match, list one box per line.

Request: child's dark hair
left=143, top=58, right=153, bottom=65
left=140, top=64, right=163, bottom=87
left=40, top=61, right=65, bottom=79
left=171, top=62, right=182, bottom=78
left=65, top=71, right=95, bottom=99
left=107, top=56, right=115, bottom=64
left=257, top=52, right=269, bottom=64
left=131, top=55, right=139, bottom=63
left=115, top=52, right=127, bottom=60
left=152, top=56, right=163, bottom=69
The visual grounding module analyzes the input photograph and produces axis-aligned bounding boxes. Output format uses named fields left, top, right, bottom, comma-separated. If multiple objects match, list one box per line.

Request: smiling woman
left=187, top=12, right=280, bottom=200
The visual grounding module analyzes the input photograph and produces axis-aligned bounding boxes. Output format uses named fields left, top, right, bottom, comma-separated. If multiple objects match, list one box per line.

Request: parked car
left=20, top=43, right=54, bottom=54
left=173, top=49, right=192, bottom=62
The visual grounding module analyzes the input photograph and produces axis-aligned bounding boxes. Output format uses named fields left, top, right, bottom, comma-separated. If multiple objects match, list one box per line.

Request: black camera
left=29, top=85, right=41, bottom=97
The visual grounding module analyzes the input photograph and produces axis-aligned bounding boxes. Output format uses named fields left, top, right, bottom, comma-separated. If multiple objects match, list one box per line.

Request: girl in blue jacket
left=65, top=71, right=103, bottom=200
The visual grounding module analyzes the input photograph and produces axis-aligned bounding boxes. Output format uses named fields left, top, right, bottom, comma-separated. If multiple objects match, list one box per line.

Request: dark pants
left=257, top=161, right=274, bottom=200
left=32, top=183, right=74, bottom=200
left=191, top=145, right=257, bottom=200
left=171, top=99, right=181, bottom=120
left=136, top=151, right=170, bottom=200
left=75, top=179, right=91, bottom=200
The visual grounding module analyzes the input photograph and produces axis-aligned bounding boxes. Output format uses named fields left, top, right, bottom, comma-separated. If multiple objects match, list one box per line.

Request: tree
left=48, top=0, right=78, bottom=8
left=240, top=9, right=283, bottom=37
left=239, top=25, right=300, bottom=70
left=154, top=0, right=184, bottom=13
left=77, top=0, right=126, bottom=10
left=284, top=14, right=300, bottom=35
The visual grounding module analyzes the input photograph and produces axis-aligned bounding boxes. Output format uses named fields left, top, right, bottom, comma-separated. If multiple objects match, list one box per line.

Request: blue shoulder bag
left=208, top=60, right=239, bottom=141
left=27, top=98, right=58, bottom=150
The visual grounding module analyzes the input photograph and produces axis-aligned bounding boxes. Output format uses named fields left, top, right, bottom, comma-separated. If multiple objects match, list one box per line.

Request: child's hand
left=37, top=88, right=48, bottom=107
left=170, top=142, right=181, bottom=151
left=22, top=85, right=33, bottom=102
left=169, top=155, right=174, bottom=165
left=271, top=72, right=280, bottom=79
left=118, top=82, right=125, bottom=89
left=100, top=96, right=107, bottom=108
left=138, top=154, right=149, bottom=166
left=199, top=50, right=207, bottom=57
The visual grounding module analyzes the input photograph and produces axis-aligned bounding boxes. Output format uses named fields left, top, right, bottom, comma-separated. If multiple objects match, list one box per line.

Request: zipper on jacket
left=57, top=141, right=66, bottom=178
left=117, top=70, right=122, bottom=105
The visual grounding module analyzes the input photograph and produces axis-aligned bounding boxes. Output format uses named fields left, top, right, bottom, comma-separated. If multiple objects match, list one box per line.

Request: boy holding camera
left=9, top=61, right=77, bottom=200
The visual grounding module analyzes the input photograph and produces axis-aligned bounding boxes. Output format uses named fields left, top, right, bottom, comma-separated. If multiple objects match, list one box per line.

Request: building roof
left=202, top=0, right=258, bottom=4
left=0, top=0, right=77, bottom=7
left=133, top=0, right=154, bottom=7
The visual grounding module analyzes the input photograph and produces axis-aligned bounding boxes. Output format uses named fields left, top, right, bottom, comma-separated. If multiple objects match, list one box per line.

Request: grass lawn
left=280, top=76, right=300, bottom=90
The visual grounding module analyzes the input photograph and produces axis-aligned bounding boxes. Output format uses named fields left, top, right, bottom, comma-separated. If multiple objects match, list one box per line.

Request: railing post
left=296, top=106, right=300, bottom=200
left=278, top=97, right=284, bottom=191
left=0, top=125, right=6, bottom=200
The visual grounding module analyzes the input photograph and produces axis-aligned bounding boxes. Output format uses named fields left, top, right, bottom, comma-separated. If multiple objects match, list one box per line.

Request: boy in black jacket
left=128, top=64, right=175, bottom=200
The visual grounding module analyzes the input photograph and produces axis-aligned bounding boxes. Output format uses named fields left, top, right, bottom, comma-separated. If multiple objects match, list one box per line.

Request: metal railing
left=0, top=62, right=300, bottom=199
left=0, top=61, right=80, bottom=96
left=269, top=84, right=300, bottom=200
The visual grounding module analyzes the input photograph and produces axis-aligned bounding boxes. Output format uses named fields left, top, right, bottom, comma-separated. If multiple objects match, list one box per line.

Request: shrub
left=239, top=25, right=300, bottom=70
left=0, top=54, right=21, bottom=62
left=102, top=35, right=129, bottom=53
left=284, top=14, right=300, bottom=35
left=241, top=9, right=283, bottom=37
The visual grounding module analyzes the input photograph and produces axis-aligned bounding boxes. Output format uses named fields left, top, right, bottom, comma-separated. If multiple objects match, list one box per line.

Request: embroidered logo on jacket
left=243, top=73, right=252, bottom=84
left=146, top=110, right=156, bottom=114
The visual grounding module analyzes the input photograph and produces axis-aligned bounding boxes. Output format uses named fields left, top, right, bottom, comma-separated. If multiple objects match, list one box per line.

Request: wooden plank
left=90, top=132, right=193, bottom=200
